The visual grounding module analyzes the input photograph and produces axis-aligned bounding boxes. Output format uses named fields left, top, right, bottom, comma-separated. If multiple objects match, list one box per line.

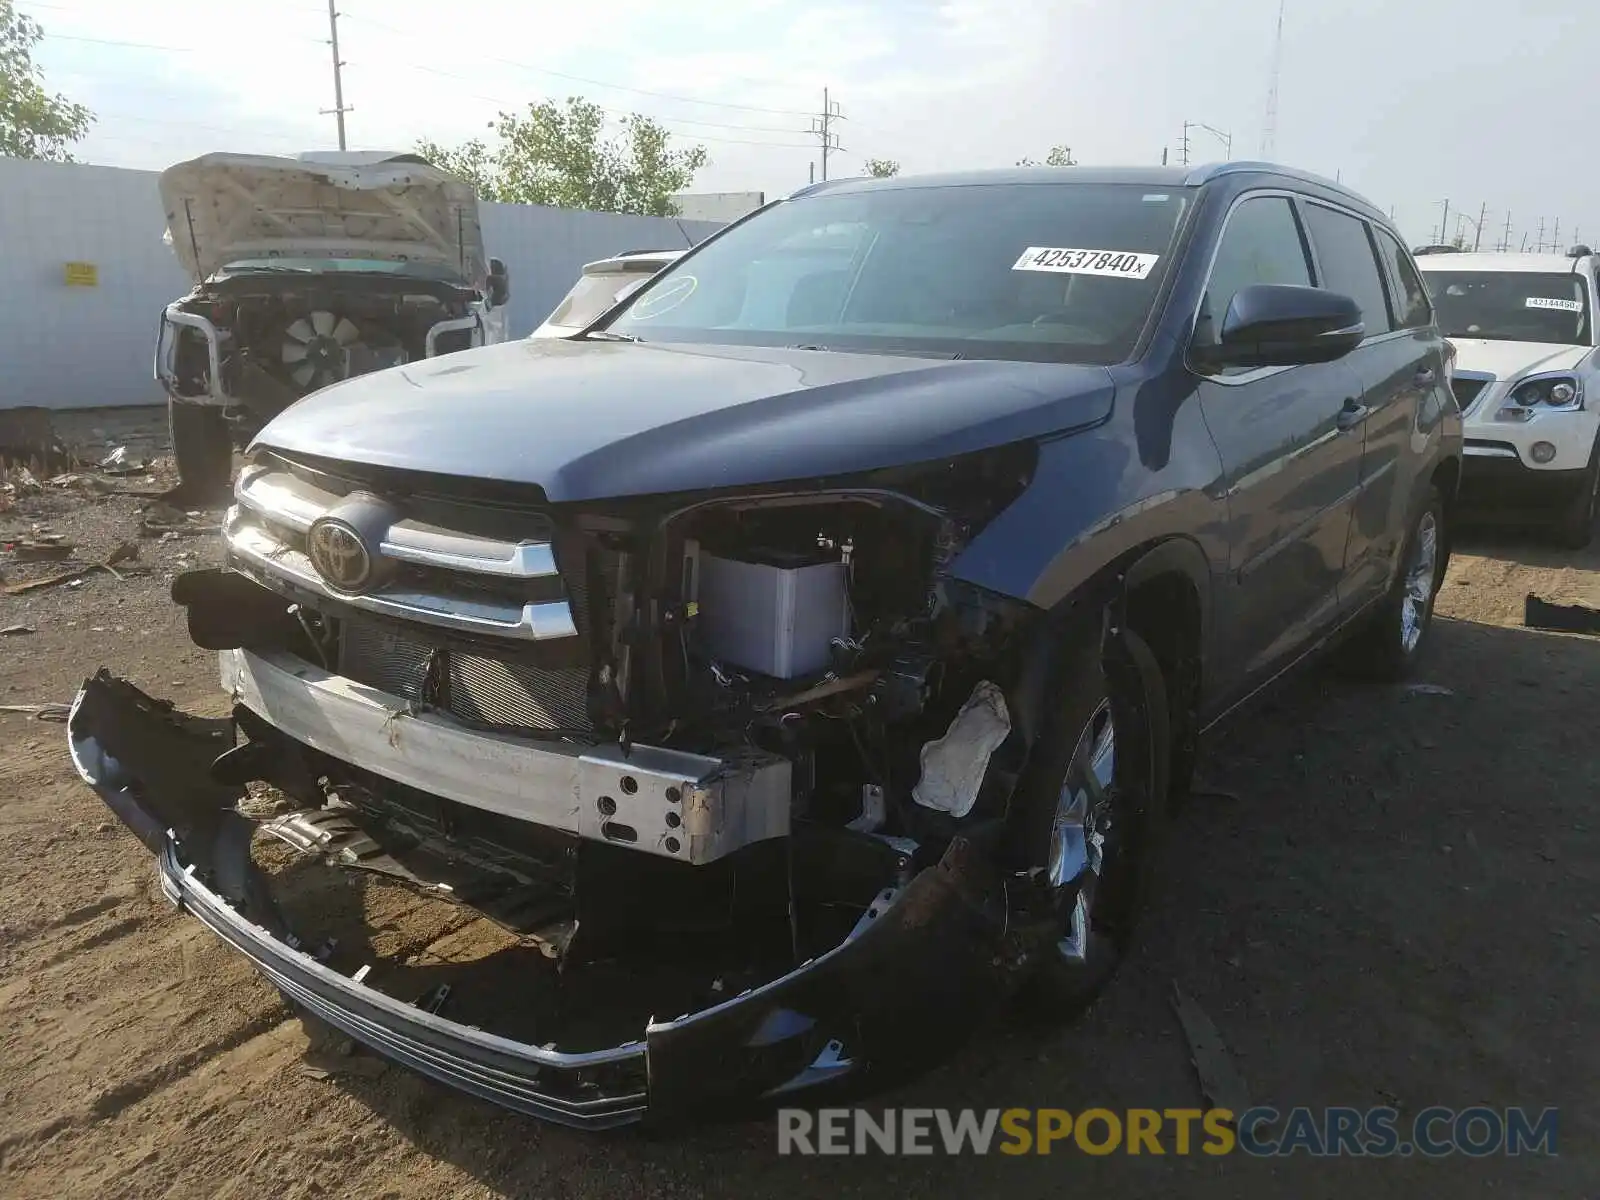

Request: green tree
left=1016, top=144, right=1076, bottom=168
left=0, top=0, right=93, bottom=161
left=418, top=97, right=708, bottom=216
left=414, top=136, right=501, bottom=201
left=863, top=157, right=899, bottom=178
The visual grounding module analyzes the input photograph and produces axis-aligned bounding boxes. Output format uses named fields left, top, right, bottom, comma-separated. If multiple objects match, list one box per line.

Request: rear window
left=546, top=267, right=663, bottom=330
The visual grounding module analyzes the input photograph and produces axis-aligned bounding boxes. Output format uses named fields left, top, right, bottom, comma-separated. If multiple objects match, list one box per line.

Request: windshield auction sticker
left=1525, top=296, right=1583, bottom=312
left=1012, top=247, right=1159, bottom=278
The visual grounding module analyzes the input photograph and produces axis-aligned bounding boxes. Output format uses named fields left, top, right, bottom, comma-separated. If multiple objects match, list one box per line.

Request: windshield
left=546, top=267, right=664, bottom=330
left=1421, top=269, right=1593, bottom=346
left=217, top=257, right=469, bottom=283
left=604, top=183, right=1193, bottom=363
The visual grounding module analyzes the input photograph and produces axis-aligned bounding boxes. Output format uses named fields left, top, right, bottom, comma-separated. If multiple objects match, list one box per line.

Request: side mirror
left=487, top=256, right=510, bottom=307
left=1198, top=284, right=1364, bottom=370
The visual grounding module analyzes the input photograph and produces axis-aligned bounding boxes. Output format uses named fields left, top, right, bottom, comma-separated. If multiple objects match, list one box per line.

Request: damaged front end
left=71, top=443, right=1075, bottom=1126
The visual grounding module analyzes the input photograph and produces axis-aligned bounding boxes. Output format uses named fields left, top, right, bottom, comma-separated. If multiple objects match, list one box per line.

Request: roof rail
left=1569, top=245, right=1593, bottom=258
left=1412, top=245, right=1463, bottom=255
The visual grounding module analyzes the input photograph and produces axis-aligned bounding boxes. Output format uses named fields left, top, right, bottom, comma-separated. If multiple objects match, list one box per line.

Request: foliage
left=0, top=0, right=93, bottom=161
left=863, top=157, right=900, bottom=178
left=1016, top=145, right=1076, bottom=168
left=417, top=97, right=708, bottom=216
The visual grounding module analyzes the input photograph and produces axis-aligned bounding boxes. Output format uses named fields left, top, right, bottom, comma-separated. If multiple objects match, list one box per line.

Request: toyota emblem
left=306, top=518, right=375, bottom=593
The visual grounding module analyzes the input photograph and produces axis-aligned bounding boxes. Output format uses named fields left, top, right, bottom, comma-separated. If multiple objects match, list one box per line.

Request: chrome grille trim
left=236, top=464, right=560, bottom=580
left=226, top=509, right=579, bottom=642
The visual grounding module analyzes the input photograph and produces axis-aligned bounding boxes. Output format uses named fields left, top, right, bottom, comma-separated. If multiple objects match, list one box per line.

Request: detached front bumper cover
left=67, top=671, right=1029, bottom=1128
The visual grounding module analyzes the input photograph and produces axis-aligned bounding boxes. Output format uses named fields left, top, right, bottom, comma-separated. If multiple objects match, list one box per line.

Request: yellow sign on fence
left=63, top=262, right=98, bottom=287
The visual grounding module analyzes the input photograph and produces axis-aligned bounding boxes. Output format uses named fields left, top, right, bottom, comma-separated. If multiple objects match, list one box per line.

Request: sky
left=23, top=0, right=1600, bottom=249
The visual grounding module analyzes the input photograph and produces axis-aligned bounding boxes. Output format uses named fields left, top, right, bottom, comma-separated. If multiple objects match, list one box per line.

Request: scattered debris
left=8, top=540, right=76, bottom=563
left=0, top=625, right=37, bottom=637
left=7, top=467, right=42, bottom=495
left=0, top=406, right=68, bottom=468
left=140, top=503, right=205, bottom=537
left=1402, top=682, right=1456, bottom=697
left=0, top=703, right=71, bottom=722
left=3, top=543, right=141, bottom=594
left=1525, top=594, right=1600, bottom=636
left=1170, top=983, right=1252, bottom=1120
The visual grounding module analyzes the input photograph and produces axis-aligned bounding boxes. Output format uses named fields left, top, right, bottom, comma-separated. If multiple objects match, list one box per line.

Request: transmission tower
left=809, top=89, right=844, bottom=181
left=1260, top=0, right=1286, bottom=158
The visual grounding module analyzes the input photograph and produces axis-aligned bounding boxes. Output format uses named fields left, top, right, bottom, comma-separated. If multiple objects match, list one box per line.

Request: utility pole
left=1499, top=212, right=1512, bottom=252
left=809, top=88, right=844, bottom=181
left=1184, top=121, right=1233, bottom=164
left=1472, top=201, right=1487, bottom=251
left=322, top=0, right=350, bottom=149
left=1521, top=233, right=1530, bottom=252
left=1179, top=123, right=1191, bottom=166
left=1435, top=199, right=1450, bottom=244
left=1537, top=218, right=1546, bottom=253
left=1553, top=217, right=1561, bottom=252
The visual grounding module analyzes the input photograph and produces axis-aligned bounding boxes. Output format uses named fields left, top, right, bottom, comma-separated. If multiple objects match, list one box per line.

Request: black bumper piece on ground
left=67, top=671, right=1028, bottom=1128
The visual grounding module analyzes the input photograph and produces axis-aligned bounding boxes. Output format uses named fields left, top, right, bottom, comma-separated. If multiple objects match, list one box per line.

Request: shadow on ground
left=292, top=614, right=1600, bottom=1199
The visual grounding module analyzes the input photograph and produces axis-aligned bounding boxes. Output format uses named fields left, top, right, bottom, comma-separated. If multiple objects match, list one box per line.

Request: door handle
left=1414, top=368, right=1436, bottom=386
left=1336, top=399, right=1370, bottom=431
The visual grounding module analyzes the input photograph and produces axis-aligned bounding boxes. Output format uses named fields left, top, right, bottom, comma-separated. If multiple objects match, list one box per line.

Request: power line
left=389, top=63, right=813, bottom=147
left=341, top=10, right=813, bottom=117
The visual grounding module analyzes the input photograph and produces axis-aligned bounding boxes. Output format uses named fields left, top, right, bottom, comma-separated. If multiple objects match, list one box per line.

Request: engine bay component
left=693, top=547, right=850, bottom=680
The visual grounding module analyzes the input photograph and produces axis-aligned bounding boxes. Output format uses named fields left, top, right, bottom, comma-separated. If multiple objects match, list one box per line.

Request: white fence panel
left=0, top=158, right=725, bottom=411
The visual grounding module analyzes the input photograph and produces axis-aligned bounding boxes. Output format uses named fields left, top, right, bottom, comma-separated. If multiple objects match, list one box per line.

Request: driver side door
left=1194, top=193, right=1368, bottom=704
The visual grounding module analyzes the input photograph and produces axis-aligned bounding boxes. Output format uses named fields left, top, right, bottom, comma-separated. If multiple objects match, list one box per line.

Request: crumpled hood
left=1449, top=338, right=1592, bottom=380
left=251, top=339, right=1117, bottom=502
left=158, top=151, right=487, bottom=285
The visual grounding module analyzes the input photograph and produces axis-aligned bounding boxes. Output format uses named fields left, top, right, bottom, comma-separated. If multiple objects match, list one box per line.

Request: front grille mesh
left=339, top=620, right=591, bottom=732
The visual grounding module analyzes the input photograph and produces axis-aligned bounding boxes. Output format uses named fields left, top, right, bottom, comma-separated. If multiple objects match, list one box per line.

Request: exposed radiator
left=338, top=620, right=591, bottom=732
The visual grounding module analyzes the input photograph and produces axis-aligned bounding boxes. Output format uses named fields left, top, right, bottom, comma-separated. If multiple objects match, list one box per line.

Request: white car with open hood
left=1417, top=247, right=1600, bottom=545
left=155, top=151, right=511, bottom=498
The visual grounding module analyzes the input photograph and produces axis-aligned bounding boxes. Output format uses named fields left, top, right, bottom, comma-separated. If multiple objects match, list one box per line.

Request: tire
left=167, top=400, right=234, bottom=503
left=1013, top=613, right=1171, bottom=1015
left=1553, top=438, right=1600, bottom=549
left=1341, top=484, right=1447, bottom=680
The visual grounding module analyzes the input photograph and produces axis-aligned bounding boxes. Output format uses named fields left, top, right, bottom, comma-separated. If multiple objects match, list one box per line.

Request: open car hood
left=158, top=151, right=488, bottom=285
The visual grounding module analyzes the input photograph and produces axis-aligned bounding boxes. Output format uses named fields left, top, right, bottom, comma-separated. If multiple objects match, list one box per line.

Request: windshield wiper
left=579, top=329, right=641, bottom=342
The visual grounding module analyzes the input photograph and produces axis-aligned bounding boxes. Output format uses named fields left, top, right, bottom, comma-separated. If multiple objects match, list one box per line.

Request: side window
left=1372, top=228, right=1433, bottom=329
left=1301, top=203, right=1394, bottom=336
left=1196, top=196, right=1313, bottom=352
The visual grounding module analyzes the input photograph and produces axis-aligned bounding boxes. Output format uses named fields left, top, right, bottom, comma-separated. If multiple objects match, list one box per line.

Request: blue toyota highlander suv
left=71, top=162, right=1461, bottom=1127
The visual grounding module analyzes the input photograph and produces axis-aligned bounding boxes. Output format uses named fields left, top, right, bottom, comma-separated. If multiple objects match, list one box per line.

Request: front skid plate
left=66, top=670, right=1028, bottom=1126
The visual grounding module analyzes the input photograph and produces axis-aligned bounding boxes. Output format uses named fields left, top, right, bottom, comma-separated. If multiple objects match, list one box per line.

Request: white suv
left=1418, top=247, right=1600, bottom=545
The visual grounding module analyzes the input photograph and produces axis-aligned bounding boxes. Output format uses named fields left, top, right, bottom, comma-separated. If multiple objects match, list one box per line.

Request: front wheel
left=1341, top=484, right=1446, bottom=680
left=1553, top=438, right=1600, bottom=549
left=1014, top=616, right=1171, bottom=1015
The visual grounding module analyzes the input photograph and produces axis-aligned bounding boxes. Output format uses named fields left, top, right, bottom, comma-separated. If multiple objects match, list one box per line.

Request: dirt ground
left=2, top=410, right=1597, bottom=1198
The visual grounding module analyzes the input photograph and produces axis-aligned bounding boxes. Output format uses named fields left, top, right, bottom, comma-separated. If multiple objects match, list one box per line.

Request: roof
left=794, top=161, right=1387, bottom=223
left=1414, top=252, right=1592, bottom=273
